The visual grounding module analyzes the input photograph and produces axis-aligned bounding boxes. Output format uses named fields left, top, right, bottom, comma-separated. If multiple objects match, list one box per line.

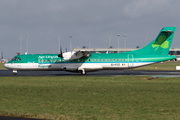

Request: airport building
left=74, top=48, right=180, bottom=60
left=0, top=59, right=8, bottom=63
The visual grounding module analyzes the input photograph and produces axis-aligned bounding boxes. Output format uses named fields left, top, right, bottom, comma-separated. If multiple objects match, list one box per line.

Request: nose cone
left=4, top=63, right=9, bottom=69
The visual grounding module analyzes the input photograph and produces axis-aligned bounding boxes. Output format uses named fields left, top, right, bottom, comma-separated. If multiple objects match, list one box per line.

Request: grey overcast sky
left=1, top=0, right=180, bottom=58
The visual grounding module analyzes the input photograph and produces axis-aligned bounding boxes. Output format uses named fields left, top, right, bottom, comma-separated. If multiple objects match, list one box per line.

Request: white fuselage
left=4, top=61, right=153, bottom=72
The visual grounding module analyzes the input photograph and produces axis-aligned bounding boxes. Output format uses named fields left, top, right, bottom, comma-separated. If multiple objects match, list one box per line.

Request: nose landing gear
left=13, top=70, right=17, bottom=75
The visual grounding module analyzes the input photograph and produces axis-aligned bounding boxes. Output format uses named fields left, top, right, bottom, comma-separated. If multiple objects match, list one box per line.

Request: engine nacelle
left=82, top=51, right=91, bottom=58
left=62, top=51, right=83, bottom=60
left=62, top=51, right=91, bottom=60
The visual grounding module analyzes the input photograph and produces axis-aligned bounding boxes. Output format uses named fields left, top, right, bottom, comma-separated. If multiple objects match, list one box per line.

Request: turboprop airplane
left=4, top=27, right=176, bottom=75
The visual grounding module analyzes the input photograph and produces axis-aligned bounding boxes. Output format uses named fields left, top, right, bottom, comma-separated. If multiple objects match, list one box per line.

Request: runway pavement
left=1, top=69, right=180, bottom=77
left=0, top=116, right=43, bottom=120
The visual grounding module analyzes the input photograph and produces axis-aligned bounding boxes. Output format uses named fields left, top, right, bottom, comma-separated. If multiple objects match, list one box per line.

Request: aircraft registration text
left=111, top=63, right=120, bottom=66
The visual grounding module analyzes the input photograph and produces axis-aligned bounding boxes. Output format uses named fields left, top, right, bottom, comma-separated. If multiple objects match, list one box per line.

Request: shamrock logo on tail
left=152, top=36, right=169, bottom=51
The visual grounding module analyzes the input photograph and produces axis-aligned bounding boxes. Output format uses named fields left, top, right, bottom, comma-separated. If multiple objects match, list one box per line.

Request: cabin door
left=128, top=54, right=133, bottom=67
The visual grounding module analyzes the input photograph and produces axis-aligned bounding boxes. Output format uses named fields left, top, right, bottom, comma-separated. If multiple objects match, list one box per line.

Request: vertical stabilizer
left=134, top=27, right=176, bottom=55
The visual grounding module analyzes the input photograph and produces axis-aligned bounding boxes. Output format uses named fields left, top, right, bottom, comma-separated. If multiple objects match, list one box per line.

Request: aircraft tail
left=133, top=27, right=176, bottom=55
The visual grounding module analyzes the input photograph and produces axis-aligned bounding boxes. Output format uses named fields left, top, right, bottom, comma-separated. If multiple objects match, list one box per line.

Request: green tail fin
left=134, top=27, right=176, bottom=55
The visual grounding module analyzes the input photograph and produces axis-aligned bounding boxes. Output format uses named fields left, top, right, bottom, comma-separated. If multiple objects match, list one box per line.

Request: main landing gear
left=79, top=69, right=86, bottom=75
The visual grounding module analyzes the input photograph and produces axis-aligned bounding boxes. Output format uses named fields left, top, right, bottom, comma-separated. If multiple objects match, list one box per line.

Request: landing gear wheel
left=13, top=72, right=17, bottom=75
left=80, top=70, right=86, bottom=75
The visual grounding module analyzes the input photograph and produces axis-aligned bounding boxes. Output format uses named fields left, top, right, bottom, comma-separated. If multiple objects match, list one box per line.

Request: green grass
left=0, top=63, right=5, bottom=69
left=1, top=76, right=180, bottom=119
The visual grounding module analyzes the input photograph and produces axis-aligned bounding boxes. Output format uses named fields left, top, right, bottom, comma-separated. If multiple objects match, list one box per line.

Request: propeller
left=58, top=46, right=63, bottom=61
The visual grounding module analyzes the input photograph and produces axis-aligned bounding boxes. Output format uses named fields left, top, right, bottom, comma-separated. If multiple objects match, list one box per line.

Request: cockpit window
left=12, top=57, right=21, bottom=61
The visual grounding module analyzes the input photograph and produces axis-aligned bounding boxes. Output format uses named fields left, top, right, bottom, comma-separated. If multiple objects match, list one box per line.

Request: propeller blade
left=58, top=46, right=63, bottom=61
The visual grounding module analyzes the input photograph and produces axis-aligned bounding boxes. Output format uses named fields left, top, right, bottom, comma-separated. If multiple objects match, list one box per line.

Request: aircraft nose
left=4, top=63, right=9, bottom=69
